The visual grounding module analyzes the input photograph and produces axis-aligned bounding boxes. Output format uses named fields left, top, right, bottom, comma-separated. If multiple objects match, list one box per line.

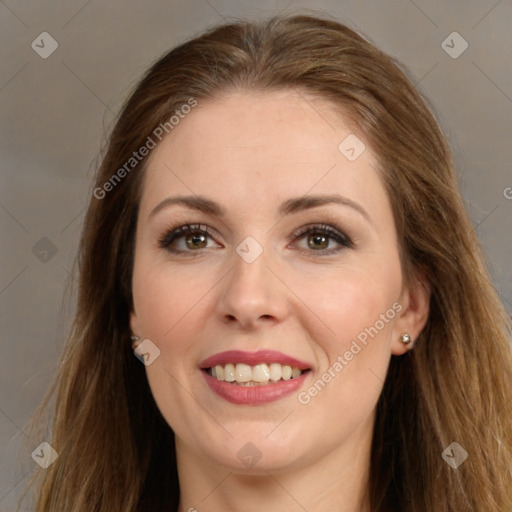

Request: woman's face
left=130, top=89, right=428, bottom=473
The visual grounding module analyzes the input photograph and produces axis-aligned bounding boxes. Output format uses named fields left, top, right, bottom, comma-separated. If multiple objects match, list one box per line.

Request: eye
left=292, top=224, right=353, bottom=255
left=157, top=224, right=218, bottom=254
left=158, top=222, right=353, bottom=256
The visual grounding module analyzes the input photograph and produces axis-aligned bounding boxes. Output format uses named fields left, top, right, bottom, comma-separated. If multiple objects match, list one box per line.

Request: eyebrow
left=148, top=193, right=371, bottom=224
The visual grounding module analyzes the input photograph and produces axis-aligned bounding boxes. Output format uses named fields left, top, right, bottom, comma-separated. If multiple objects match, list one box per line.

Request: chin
left=200, top=427, right=308, bottom=473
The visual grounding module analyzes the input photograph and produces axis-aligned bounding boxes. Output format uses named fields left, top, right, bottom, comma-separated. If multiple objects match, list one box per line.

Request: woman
left=21, top=12, right=512, bottom=512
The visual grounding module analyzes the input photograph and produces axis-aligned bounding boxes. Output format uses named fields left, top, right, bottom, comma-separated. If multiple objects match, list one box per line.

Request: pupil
left=309, top=234, right=327, bottom=249
left=186, top=233, right=207, bottom=249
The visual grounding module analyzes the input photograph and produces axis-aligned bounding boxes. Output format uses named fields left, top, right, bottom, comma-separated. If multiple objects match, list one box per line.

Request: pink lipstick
left=200, top=350, right=311, bottom=405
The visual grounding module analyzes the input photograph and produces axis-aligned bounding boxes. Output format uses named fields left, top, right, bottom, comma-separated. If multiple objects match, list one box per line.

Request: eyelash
left=157, top=222, right=353, bottom=256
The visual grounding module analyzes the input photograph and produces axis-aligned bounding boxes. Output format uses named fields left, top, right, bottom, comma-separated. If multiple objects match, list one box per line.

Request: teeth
left=224, top=363, right=235, bottom=382
left=214, top=365, right=224, bottom=380
left=235, top=363, right=252, bottom=382
left=269, top=363, right=282, bottom=381
left=207, top=362, right=306, bottom=385
left=252, top=363, right=270, bottom=383
left=281, top=365, right=292, bottom=380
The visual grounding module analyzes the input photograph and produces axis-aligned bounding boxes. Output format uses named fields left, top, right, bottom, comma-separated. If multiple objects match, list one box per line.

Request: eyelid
left=292, top=223, right=352, bottom=245
left=156, top=223, right=217, bottom=249
left=290, top=223, right=353, bottom=255
left=157, top=221, right=354, bottom=255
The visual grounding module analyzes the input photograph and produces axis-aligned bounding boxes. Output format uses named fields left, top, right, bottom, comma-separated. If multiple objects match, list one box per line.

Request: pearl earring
left=131, top=334, right=141, bottom=349
left=400, top=333, right=412, bottom=345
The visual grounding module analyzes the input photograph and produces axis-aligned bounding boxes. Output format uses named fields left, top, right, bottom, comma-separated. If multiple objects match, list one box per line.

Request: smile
left=200, top=349, right=312, bottom=404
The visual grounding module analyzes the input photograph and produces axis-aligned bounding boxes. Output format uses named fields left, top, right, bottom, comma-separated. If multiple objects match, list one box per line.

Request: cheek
left=316, top=268, right=400, bottom=395
left=132, top=259, right=203, bottom=346
left=302, top=263, right=400, bottom=346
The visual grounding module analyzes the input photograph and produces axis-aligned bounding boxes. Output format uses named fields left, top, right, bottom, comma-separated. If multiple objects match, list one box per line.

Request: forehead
left=140, top=89, right=385, bottom=220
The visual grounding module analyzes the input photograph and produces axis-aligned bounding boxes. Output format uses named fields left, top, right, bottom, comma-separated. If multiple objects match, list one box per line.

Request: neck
left=175, top=418, right=374, bottom=512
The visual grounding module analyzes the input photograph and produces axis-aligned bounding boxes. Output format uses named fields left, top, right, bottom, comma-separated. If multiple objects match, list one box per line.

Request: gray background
left=1, top=0, right=511, bottom=510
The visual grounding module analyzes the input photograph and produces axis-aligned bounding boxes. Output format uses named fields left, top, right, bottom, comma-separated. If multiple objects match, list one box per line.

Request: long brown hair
left=20, top=12, right=512, bottom=512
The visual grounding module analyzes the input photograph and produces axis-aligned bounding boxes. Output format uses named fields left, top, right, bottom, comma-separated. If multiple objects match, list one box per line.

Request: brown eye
left=185, top=232, right=208, bottom=250
left=307, top=233, right=329, bottom=250
left=293, top=224, right=353, bottom=255
left=158, top=224, right=217, bottom=254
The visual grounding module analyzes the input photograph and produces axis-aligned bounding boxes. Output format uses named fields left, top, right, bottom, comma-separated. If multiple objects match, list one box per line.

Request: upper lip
left=199, top=350, right=311, bottom=370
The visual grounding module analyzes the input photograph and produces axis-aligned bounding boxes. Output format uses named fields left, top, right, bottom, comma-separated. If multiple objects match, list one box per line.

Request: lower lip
left=202, top=370, right=309, bottom=405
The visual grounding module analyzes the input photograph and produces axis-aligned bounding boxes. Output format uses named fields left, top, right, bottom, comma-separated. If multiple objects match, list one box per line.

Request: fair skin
left=130, top=89, right=430, bottom=512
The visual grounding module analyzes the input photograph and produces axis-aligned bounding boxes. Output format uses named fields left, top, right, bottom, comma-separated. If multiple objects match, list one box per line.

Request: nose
left=215, top=244, right=289, bottom=330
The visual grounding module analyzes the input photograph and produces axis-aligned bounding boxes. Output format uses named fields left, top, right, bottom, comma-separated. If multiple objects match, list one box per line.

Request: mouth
left=199, top=350, right=312, bottom=404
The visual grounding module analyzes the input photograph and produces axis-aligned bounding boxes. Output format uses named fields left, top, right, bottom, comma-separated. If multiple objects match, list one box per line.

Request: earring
left=400, top=333, right=412, bottom=345
left=131, top=334, right=141, bottom=349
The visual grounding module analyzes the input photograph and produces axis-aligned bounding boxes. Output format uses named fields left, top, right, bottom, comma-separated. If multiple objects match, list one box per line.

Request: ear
left=129, top=309, right=141, bottom=346
left=391, top=270, right=431, bottom=355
